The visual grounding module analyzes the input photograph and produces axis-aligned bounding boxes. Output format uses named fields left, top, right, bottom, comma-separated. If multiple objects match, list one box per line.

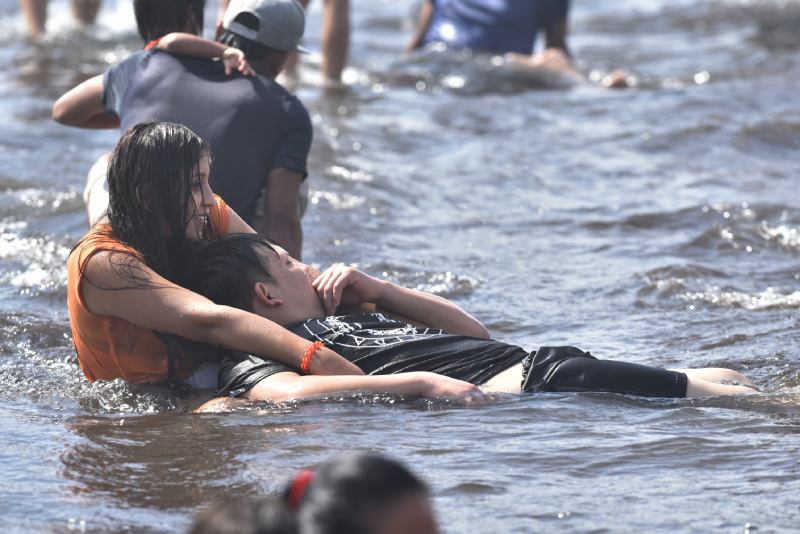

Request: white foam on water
left=680, top=287, right=800, bottom=310
left=310, top=190, right=366, bottom=210
left=759, top=222, right=800, bottom=249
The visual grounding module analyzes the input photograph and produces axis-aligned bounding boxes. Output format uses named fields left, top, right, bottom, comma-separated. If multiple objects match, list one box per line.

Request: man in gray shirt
left=53, top=0, right=312, bottom=258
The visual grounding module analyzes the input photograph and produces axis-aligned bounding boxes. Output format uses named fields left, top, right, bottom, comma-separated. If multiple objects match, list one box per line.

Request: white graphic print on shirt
left=298, top=313, right=446, bottom=349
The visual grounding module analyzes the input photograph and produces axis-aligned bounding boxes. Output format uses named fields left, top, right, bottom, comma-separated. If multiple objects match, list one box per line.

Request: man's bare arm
left=244, top=371, right=483, bottom=403
left=313, top=265, right=490, bottom=339
left=262, top=167, right=303, bottom=259
left=52, top=74, right=119, bottom=129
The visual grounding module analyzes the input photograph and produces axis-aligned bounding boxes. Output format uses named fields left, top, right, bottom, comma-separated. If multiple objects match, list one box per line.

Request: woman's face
left=186, top=157, right=215, bottom=240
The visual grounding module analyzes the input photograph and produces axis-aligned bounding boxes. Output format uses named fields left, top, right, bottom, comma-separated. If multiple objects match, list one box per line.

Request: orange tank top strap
left=210, top=194, right=231, bottom=236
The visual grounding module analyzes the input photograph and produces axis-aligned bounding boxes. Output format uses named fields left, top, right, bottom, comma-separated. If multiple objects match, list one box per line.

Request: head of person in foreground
left=188, top=453, right=438, bottom=534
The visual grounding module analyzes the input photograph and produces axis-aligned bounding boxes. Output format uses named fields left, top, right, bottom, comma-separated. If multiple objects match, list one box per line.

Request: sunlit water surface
left=0, top=0, right=798, bottom=531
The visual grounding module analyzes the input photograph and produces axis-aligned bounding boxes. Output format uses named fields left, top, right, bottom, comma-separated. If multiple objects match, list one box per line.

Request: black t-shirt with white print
left=251, top=313, right=526, bottom=385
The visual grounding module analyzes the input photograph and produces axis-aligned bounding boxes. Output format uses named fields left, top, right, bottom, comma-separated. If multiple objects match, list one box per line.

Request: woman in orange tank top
left=67, top=121, right=361, bottom=390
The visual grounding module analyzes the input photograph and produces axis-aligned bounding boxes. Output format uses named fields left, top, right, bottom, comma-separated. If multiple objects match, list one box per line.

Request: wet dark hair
left=188, top=454, right=429, bottom=534
left=177, top=233, right=277, bottom=312
left=290, top=453, right=429, bottom=534
left=134, top=0, right=205, bottom=43
left=218, top=12, right=276, bottom=61
left=188, top=497, right=297, bottom=534
left=104, top=120, right=215, bottom=281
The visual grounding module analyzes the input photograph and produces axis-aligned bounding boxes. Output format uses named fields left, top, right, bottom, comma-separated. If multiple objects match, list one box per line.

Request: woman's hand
left=312, top=264, right=386, bottom=315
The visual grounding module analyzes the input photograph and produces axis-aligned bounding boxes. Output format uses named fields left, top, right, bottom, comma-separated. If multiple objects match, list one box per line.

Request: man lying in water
left=178, top=233, right=756, bottom=406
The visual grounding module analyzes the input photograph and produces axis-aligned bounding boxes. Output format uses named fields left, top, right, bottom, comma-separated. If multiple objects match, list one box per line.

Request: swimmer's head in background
left=133, top=0, right=205, bottom=43
left=219, top=0, right=309, bottom=61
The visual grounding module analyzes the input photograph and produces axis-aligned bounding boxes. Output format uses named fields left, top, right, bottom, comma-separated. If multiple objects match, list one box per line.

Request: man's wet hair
left=178, top=233, right=276, bottom=312
left=134, top=0, right=205, bottom=43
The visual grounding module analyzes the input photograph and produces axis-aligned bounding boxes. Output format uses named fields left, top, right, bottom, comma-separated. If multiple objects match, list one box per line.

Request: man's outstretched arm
left=244, top=371, right=484, bottom=403
left=313, top=265, right=491, bottom=339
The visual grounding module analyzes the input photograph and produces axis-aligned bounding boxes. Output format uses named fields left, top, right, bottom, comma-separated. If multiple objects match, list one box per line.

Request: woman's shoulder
left=68, top=224, right=144, bottom=273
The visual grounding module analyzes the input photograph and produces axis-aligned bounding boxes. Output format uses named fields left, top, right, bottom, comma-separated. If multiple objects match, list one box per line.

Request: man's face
left=260, top=243, right=323, bottom=314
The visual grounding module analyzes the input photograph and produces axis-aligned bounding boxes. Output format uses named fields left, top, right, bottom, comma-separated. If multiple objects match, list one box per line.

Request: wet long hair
left=290, top=453, right=430, bottom=534
left=104, top=120, right=215, bottom=282
left=134, top=0, right=205, bottom=43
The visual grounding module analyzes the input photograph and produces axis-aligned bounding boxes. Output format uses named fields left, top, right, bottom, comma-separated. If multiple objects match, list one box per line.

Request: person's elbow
left=52, top=96, right=98, bottom=127
left=471, top=323, right=491, bottom=340
left=51, top=96, right=76, bottom=125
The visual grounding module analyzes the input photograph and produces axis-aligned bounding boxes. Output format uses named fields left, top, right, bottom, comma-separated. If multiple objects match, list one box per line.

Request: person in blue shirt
left=407, top=0, right=628, bottom=88
left=408, top=0, right=570, bottom=56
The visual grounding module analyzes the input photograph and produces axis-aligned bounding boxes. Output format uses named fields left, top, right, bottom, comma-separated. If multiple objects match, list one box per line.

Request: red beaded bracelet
left=300, top=341, right=324, bottom=374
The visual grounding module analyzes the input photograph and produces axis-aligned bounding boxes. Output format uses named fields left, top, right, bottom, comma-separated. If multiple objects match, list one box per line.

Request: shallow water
left=0, top=0, right=798, bottom=532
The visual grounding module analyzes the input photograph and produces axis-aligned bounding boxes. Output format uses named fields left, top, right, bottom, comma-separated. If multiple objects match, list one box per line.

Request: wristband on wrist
left=300, top=341, right=324, bottom=374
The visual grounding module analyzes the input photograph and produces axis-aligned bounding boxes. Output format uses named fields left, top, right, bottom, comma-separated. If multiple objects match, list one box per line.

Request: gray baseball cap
left=223, top=0, right=309, bottom=54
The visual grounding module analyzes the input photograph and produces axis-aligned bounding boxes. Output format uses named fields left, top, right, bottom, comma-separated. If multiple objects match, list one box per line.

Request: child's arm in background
left=313, top=265, right=490, bottom=339
left=155, top=32, right=254, bottom=76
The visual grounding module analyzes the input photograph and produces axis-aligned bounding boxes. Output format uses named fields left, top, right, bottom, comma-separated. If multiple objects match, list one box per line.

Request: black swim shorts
left=521, top=346, right=688, bottom=398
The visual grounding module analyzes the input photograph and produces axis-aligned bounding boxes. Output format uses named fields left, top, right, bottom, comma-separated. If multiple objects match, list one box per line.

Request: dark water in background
left=0, top=0, right=798, bottom=531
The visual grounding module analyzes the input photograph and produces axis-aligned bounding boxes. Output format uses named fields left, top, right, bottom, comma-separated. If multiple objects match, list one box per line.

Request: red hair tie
left=144, top=38, right=161, bottom=50
left=287, top=469, right=315, bottom=509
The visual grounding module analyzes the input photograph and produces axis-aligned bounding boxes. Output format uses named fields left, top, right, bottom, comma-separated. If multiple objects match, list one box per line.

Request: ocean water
left=0, top=0, right=798, bottom=532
